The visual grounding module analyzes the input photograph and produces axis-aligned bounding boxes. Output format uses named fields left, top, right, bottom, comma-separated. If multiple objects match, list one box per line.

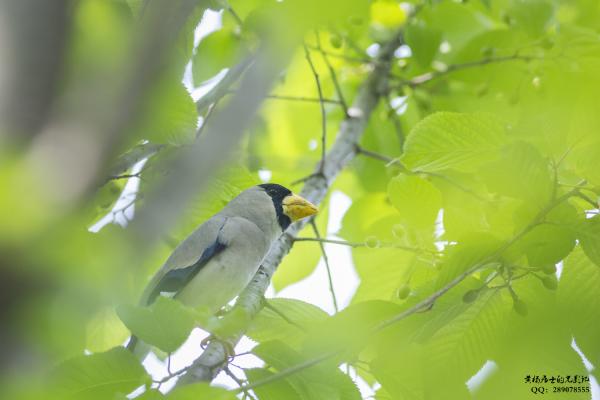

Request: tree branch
left=175, top=28, right=404, bottom=387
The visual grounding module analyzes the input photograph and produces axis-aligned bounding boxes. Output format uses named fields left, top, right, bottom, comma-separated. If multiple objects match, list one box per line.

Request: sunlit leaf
left=253, top=340, right=361, bottom=400
left=401, top=112, right=508, bottom=173
left=245, top=368, right=302, bottom=400
left=576, top=215, right=600, bottom=268
left=247, top=298, right=328, bottom=349
left=388, top=173, right=442, bottom=230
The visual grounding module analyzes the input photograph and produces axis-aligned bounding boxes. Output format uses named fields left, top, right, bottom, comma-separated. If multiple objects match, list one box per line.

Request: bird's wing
left=139, top=215, right=229, bottom=306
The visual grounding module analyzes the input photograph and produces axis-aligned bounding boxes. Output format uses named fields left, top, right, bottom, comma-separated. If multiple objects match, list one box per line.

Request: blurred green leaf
left=49, top=347, right=148, bottom=400
left=480, top=141, right=552, bottom=207
left=117, top=296, right=205, bottom=353
left=509, top=0, right=554, bottom=37
left=370, top=0, right=407, bottom=29
left=137, top=80, right=198, bottom=145
left=193, top=28, right=242, bottom=84
left=388, top=173, right=442, bottom=230
left=405, top=21, right=442, bottom=68
left=86, top=307, right=130, bottom=353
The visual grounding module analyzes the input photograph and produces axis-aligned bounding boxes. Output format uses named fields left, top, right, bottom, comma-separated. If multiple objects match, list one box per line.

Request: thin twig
left=153, top=364, right=192, bottom=385
left=303, top=43, right=327, bottom=173
left=576, top=192, right=598, bottom=209
left=305, top=45, right=372, bottom=64
left=224, top=367, right=258, bottom=400
left=224, top=89, right=343, bottom=104
left=310, top=220, right=339, bottom=312
left=239, top=352, right=337, bottom=392
left=196, top=98, right=220, bottom=138
left=290, top=171, right=325, bottom=186
left=107, top=172, right=142, bottom=181
left=265, top=94, right=342, bottom=104
left=226, top=6, right=244, bottom=27
left=385, top=94, right=405, bottom=149
left=355, top=145, right=398, bottom=164
left=355, top=146, right=487, bottom=201
left=315, top=32, right=349, bottom=116
left=293, top=237, right=439, bottom=256
left=400, top=53, right=541, bottom=87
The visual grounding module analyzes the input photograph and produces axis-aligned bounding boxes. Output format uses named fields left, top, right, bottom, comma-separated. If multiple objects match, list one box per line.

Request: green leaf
left=513, top=223, right=575, bottom=267
left=245, top=368, right=302, bottom=400
left=388, top=173, right=442, bottom=230
left=370, top=1, right=407, bottom=29
left=419, top=1, right=494, bottom=52
left=85, top=307, right=130, bottom=353
left=401, top=112, right=508, bottom=173
left=247, top=298, right=328, bottom=349
left=253, top=340, right=361, bottom=400
left=435, top=233, right=501, bottom=290
left=339, top=192, right=399, bottom=243
left=559, top=246, right=600, bottom=367
left=117, top=297, right=201, bottom=353
left=577, top=215, right=600, bottom=268
left=166, top=383, right=237, bottom=400
left=509, top=0, right=554, bottom=37
left=405, top=21, right=442, bottom=68
left=353, top=244, right=439, bottom=304
left=425, top=290, right=509, bottom=382
left=480, top=141, right=553, bottom=206
left=304, top=300, right=402, bottom=354
left=432, top=171, right=488, bottom=239
left=50, top=347, right=148, bottom=399
left=136, top=389, right=165, bottom=400
left=192, top=28, right=242, bottom=85
left=137, top=80, right=198, bottom=145
left=570, top=141, right=600, bottom=186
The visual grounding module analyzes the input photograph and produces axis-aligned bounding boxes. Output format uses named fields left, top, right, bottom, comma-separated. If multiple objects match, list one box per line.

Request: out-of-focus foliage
left=1, top=0, right=600, bottom=399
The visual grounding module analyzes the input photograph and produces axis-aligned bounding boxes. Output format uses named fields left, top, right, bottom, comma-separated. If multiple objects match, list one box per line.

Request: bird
left=127, top=183, right=318, bottom=356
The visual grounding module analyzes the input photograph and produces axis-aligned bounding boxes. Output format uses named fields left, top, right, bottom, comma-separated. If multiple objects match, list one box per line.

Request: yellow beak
left=282, top=194, right=318, bottom=221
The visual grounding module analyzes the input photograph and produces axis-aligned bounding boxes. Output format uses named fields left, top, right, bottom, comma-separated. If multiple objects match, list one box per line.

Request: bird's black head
left=259, top=183, right=292, bottom=231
